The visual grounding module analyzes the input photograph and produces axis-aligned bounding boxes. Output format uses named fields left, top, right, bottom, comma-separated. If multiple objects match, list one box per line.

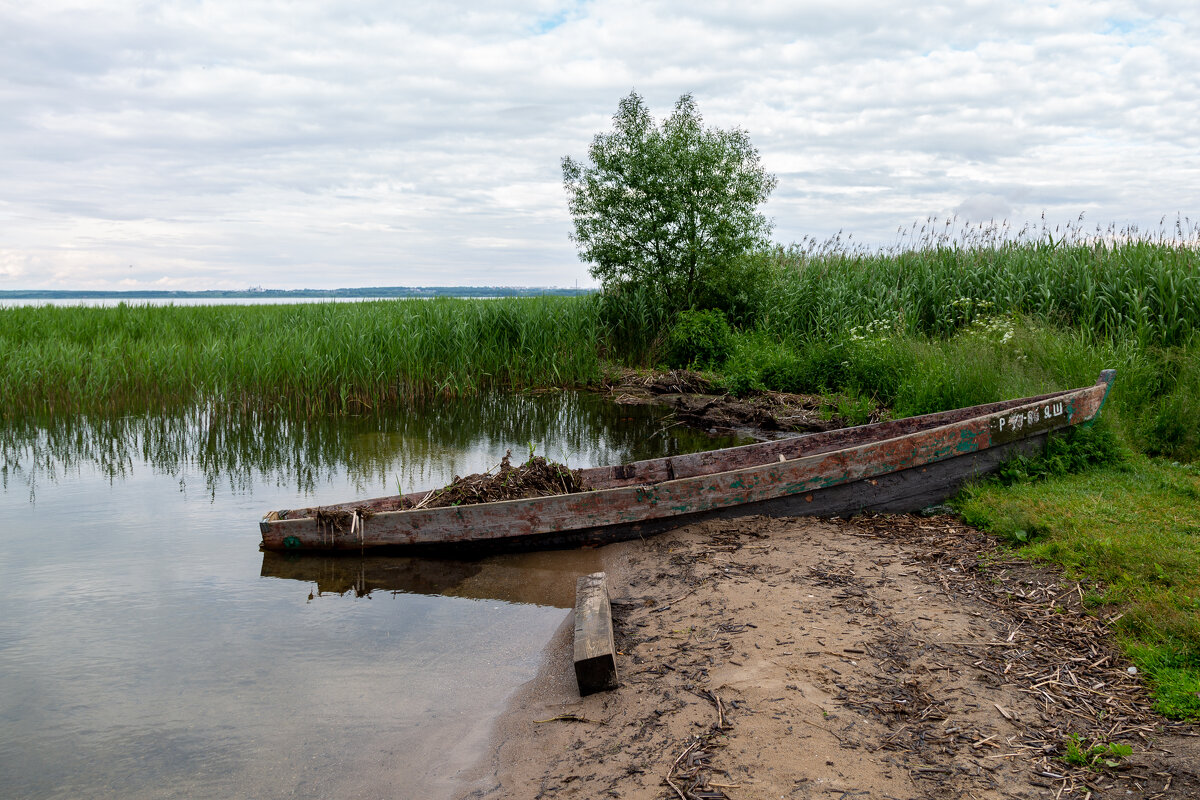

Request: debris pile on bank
left=606, top=367, right=886, bottom=434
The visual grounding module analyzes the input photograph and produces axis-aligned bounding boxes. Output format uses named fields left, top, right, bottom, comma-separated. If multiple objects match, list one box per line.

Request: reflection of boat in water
left=261, top=372, right=1116, bottom=554
left=260, top=548, right=603, bottom=608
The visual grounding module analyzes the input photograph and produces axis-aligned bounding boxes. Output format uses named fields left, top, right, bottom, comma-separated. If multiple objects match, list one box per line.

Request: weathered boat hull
left=260, top=371, right=1114, bottom=553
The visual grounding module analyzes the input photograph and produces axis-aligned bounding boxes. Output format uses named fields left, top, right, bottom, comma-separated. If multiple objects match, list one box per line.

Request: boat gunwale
left=261, top=374, right=1110, bottom=550
left=265, top=382, right=1090, bottom=522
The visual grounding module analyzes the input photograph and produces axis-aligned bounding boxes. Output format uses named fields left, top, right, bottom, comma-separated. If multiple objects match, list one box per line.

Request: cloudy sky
left=2, top=1, right=1197, bottom=291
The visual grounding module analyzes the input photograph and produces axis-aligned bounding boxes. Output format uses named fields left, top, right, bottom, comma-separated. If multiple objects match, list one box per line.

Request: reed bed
left=600, top=219, right=1199, bottom=463
left=4, top=219, right=1197, bottom=422
left=758, top=216, right=1200, bottom=347
left=0, top=297, right=606, bottom=417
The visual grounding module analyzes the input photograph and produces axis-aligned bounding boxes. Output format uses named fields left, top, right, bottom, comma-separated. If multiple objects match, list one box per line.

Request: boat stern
left=1091, top=368, right=1117, bottom=424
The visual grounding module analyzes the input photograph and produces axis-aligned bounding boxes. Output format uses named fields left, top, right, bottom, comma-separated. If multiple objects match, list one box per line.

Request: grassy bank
left=632, top=228, right=1200, bottom=719
left=0, top=297, right=605, bottom=417
left=614, top=227, right=1200, bottom=456
left=707, top=322, right=1200, bottom=719
left=709, top=316, right=1199, bottom=462
left=957, top=456, right=1200, bottom=720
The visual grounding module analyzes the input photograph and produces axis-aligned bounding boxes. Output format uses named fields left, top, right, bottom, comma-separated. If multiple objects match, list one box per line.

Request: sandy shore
left=459, top=514, right=1199, bottom=800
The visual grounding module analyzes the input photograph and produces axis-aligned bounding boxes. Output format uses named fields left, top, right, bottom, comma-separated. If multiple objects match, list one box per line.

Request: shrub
left=664, top=310, right=734, bottom=369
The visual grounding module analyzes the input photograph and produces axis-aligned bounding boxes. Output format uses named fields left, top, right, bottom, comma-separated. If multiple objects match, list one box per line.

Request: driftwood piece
left=574, top=572, right=619, bottom=695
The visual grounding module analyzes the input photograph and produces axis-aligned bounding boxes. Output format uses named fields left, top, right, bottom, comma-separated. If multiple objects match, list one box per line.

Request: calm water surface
left=0, top=297, right=396, bottom=308
left=0, top=393, right=748, bottom=799
left=0, top=296, right=525, bottom=308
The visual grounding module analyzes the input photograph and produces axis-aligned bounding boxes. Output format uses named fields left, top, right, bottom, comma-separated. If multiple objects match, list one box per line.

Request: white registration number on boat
left=990, top=401, right=1068, bottom=444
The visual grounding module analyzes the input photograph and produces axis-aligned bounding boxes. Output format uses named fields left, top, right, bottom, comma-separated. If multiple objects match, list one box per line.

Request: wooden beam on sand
left=574, top=572, right=618, bottom=695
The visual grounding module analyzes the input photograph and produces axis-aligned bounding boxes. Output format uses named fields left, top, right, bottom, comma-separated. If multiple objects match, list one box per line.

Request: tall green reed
left=761, top=216, right=1200, bottom=348
left=0, top=297, right=607, bottom=417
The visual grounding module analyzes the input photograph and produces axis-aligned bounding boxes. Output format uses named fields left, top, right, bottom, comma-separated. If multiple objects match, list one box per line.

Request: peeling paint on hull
left=260, top=371, right=1115, bottom=553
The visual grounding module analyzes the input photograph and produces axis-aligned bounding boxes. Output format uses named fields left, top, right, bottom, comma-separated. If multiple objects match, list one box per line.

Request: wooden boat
left=260, top=370, right=1115, bottom=553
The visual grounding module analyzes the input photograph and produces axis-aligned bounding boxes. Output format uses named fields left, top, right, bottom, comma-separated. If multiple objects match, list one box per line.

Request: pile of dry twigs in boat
left=415, top=450, right=589, bottom=509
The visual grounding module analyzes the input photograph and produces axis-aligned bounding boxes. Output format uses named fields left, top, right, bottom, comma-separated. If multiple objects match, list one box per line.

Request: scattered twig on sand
left=665, top=731, right=730, bottom=800
left=845, top=513, right=1194, bottom=797
left=533, top=713, right=605, bottom=725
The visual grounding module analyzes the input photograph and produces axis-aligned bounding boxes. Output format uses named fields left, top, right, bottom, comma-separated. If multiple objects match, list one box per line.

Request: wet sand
left=459, top=514, right=1200, bottom=800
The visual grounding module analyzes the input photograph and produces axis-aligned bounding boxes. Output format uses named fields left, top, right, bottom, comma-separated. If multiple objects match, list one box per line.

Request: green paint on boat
left=955, top=429, right=981, bottom=453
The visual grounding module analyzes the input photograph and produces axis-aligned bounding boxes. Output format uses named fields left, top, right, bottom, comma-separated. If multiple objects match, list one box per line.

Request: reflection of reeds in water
left=0, top=296, right=606, bottom=416
left=0, top=393, right=743, bottom=502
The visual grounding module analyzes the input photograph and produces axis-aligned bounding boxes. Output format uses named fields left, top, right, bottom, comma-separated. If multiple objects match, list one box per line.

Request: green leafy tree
left=562, top=92, right=777, bottom=313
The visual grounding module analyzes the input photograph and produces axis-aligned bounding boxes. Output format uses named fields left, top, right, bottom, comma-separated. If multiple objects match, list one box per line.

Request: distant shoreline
left=0, top=286, right=595, bottom=299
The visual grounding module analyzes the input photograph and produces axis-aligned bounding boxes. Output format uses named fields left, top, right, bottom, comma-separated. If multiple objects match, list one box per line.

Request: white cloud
left=955, top=194, right=1013, bottom=223
left=0, top=0, right=1197, bottom=290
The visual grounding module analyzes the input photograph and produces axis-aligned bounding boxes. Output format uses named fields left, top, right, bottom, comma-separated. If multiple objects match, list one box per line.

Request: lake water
left=0, top=393, right=747, bottom=799
left=0, top=296, right=541, bottom=308
left=0, top=297, right=397, bottom=308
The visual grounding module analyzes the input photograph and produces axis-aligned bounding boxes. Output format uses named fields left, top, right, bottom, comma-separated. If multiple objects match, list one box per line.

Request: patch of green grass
left=956, top=457, right=1200, bottom=719
left=1061, top=733, right=1134, bottom=770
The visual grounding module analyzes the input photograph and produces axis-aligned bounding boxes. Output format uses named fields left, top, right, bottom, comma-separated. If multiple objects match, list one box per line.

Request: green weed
left=990, top=425, right=1125, bottom=487
left=1061, top=733, right=1133, bottom=770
